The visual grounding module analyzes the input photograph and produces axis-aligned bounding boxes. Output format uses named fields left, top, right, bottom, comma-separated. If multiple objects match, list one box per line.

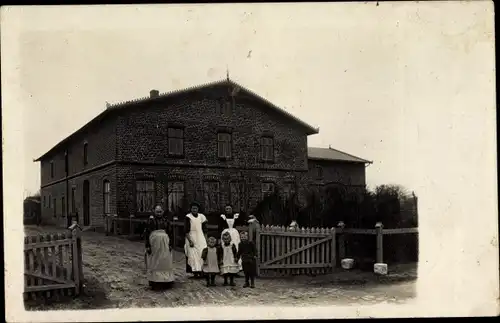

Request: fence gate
left=256, top=225, right=336, bottom=277
left=24, top=226, right=83, bottom=300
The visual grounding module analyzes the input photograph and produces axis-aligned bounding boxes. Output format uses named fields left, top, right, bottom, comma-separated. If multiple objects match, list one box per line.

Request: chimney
left=150, top=89, right=160, bottom=98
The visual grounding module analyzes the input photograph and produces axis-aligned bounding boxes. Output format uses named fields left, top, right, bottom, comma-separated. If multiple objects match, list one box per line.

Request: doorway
left=83, top=180, right=90, bottom=226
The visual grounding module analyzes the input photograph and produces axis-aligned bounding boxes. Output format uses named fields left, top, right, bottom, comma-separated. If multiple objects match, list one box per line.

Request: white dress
left=221, top=214, right=242, bottom=271
left=184, top=213, right=207, bottom=272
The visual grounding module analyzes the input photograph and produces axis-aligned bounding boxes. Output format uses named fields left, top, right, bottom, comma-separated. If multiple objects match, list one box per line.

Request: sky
left=13, top=3, right=494, bottom=197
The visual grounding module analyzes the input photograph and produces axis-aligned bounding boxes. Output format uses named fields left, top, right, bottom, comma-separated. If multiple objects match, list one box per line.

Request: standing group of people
left=144, top=202, right=258, bottom=291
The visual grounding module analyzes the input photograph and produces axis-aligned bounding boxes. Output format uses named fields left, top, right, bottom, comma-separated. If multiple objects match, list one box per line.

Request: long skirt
left=146, top=230, right=175, bottom=284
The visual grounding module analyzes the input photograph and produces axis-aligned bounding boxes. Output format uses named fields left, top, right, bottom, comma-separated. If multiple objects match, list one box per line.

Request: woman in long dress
left=184, top=202, right=208, bottom=278
left=145, top=205, right=175, bottom=290
left=218, top=204, right=245, bottom=271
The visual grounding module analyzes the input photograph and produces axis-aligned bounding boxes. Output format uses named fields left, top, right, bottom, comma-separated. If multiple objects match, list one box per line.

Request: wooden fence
left=256, top=225, right=336, bottom=277
left=24, top=223, right=83, bottom=300
left=103, top=215, right=417, bottom=275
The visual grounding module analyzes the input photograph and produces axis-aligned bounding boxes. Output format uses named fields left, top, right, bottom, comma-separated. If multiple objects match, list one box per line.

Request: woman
left=184, top=202, right=208, bottom=278
left=218, top=204, right=245, bottom=271
left=145, top=205, right=175, bottom=290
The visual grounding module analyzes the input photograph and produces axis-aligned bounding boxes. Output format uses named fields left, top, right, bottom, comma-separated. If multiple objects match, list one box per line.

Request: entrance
left=83, top=180, right=90, bottom=226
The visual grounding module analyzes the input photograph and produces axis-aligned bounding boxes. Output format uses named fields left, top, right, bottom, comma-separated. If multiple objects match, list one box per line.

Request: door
left=83, top=180, right=90, bottom=226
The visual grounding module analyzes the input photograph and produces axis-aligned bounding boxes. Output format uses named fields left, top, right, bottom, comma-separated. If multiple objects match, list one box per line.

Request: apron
left=146, top=229, right=175, bottom=283
left=220, top=243, right=240, bottom=275
left=221, top=214, right=243, bottom=271
left=203, top=247, right=220, bottom=274
left=184, top=213, right=207, bottom=272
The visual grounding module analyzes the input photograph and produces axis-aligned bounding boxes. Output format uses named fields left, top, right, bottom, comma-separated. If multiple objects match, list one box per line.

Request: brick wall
left=115, top=84, right=309, bottom=172
left=307, top=159, right=366, bottom=187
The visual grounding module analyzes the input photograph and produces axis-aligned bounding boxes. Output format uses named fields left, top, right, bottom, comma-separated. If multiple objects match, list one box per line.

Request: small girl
left=220, top=232, right=239, bottom=286
left=201, top=235, right=222, bottom=287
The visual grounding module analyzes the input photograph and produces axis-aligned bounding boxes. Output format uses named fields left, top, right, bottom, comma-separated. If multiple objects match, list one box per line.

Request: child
left=201, top=235, right=222, bottom=287
left=236, top=231, right=257, bottom=288
left=220, top=232, right=239, bottom=286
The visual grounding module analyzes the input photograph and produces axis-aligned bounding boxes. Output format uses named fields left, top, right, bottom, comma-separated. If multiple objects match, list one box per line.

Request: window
left=53, top=198, right=56, bottom=217
left=103, top=180, right=110, bottom=215
left=71, top=187, right=76, bottom=213
left=261, top=136, right=274, bottom=161
left=64, top=151, right=69, bottom=174
left=282, top=183, right=295, bottom=201
left=217, top=133, right=232, bottom=159
left=43, top=196, right=46, bottom=208
left=261, top=182, right=275, bottom=200
left=315, top=166, right=323, bottom=178
left=136, top=180, right=155, bottom=213
left=230, top=181, right=244, bottom=212
left=48, top=196, right=51, bottom=208
left=203, top=181, right=220, bottom=213
left=216, top=99, right=231, bottom=115
left=50, top=161, right=54, bottom=178
left=168, top=127, right=184, bottom=156
left=167, top=181, right=185, bottom=213
left=83, top=142, right=88, bottom=166
left=61, top=196, right=66, bottom=217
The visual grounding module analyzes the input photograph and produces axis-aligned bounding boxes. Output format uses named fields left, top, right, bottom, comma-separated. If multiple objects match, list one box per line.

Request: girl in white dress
left=219, top=204, right=243, bottom=271
left=184, top=202, right=208, bottom=278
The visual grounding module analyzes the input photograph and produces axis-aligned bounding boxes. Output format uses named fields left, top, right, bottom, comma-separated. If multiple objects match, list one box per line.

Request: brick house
left=35, top=78, right=371, bottom=229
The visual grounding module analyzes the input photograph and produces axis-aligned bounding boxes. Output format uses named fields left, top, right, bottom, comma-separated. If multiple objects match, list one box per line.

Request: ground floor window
left=103, top=180, right=110, bottom=215
left=282, top=183, right=295, bottom=203
left=136, top=180, right=155, bottom=213
left=167, top=181, right=185, bottom=213
left=261, top=182, right=275, bottom=200
left=230, top=181, right=244, bottom=212
left=203, top=181, right=220, bottom=213
left=53, top=198, right=56, bottom=217
left=61, top=196, right=65, bottom=217
left=71, top=187, right=76, bottom=214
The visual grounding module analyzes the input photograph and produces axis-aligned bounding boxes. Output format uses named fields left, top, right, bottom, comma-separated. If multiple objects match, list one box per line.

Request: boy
left=236, top=231, right=257, bottom=288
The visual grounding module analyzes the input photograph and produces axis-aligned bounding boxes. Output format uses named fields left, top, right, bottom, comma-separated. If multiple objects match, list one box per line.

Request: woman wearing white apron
left=184, top=202, right=208, bottom=278
left=218, top=204, right=243, bottom=271
left=145, top=205, right=175, bottom=290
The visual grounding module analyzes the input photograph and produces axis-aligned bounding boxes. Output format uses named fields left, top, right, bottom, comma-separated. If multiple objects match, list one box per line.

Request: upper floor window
left=261, top=136, right=274, bottom=162
left=50, top=161, right=55, bottom=178
left=315, top=165, right=323, bottom=178
left=64, top=150, right=69, bottom=174
left=216, top=99, right=232, bottom=116
left=136, top=180, right=155, bottom=213
left=217, top=132, right=232, bottom=159
left=83, top=142, right=88, bottom=166
left=103, top=180, right=111, bottom=215
left=168, top=127, right=184, bottom=156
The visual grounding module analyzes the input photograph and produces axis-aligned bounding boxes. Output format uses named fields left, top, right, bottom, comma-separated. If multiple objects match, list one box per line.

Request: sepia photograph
left=2, top=1, right=498, bottom=321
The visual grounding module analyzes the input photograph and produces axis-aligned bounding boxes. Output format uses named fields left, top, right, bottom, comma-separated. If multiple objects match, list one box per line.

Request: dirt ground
left=24, top=225, right=417, bottom=310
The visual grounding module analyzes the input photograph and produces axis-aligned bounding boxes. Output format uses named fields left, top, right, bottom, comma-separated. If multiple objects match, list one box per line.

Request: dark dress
left=184, top=214, right=208, bottom=273
left=237, top=240, right=258, bottom=277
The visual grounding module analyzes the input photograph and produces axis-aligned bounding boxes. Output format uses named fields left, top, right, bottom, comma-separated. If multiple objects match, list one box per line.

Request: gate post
left=330, top=227, right=336, bottom=271
left=337, top=221, right=346, bottom=262
left=69, top=221, right=83, bottom=295
left=255, top=223, right=261, bottom=277
left=375, top=222, right=384, bottom=263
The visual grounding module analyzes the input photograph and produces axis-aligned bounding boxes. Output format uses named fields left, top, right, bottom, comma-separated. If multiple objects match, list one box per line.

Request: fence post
left=330, top=227, right=336, bottom=271
left=69, top=221, right=83, bottom=295
left=255, top=223, right=261, bottom=277
left=337, top=221, right=346, bottom=262
left=375, top=222, right=384, bottom=263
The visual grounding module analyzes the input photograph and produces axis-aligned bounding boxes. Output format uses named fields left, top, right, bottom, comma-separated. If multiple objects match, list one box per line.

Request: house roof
left=307, top=147, right=372, bottom=164
left=35, top=78, right=319, bottom=161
